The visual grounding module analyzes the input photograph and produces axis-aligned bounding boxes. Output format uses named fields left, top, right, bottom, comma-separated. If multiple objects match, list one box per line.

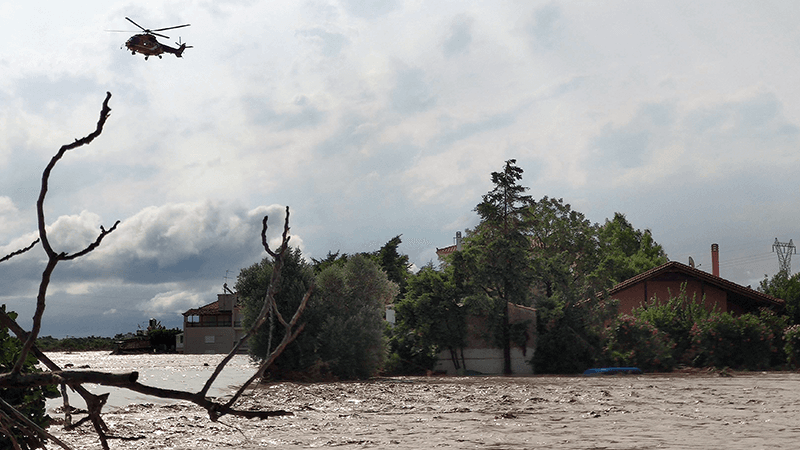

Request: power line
left=773, top=238, right=796, bottom=273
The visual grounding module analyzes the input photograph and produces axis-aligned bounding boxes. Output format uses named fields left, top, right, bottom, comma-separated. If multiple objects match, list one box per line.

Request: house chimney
left=456, top=231, right=462, bottom=251
left=711, top=243, right=719, bottom=277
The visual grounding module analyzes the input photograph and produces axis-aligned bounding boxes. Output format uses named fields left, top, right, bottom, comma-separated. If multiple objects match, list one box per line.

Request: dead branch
left=0, top=92, right=312, bottom=448
left=0, top=397, right=72, bottom=450
left=14, top=92, right=116, bottom=376
left=0, top=371, right=139, bottom=389
left=0, top=310, right=114, bottom=447
left=0, top=239, right=39, bottom=264
left=201, top=207, right=313, bottom=419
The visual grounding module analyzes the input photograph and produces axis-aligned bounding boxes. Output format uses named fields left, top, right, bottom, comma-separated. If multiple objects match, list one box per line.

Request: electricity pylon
left=773, top=238, right=796, bottom=273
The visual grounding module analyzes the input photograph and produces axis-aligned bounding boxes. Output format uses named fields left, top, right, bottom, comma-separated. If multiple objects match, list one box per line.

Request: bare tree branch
left=0, top=397, right=73, bottom=450
left=0, top=239, right=39, bottom=263
left=201, top=208, right=312, bottom=418
left=14, top=92, right=116, bottom=376
left=0, top=93, right=312, bottom=448
left=36, top=92, right=112, bottom=259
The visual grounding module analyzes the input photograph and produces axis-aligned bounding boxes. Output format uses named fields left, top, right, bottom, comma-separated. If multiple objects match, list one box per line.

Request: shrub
left=757, top=309, right=789, bottom=367
left=632, top=284, right=712, bottom=365
left=0, top=307, right=59, bottom=450
left=784, top=324, right=800, bottom=368
left=602, top=314, right=675, bottom=371
left=688, top=313, right=774, bottom=370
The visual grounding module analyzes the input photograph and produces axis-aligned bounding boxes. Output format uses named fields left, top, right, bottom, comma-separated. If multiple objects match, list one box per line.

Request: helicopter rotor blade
left=125, top=17, right=147, bottom=32
left=151, top=31, right=171, bottom=39
left=152, top=23, right=191, bottom=32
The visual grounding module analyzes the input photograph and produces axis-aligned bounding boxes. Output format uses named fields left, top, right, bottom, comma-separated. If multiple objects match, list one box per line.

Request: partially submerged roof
left=608, top=260, right=784, bottom=310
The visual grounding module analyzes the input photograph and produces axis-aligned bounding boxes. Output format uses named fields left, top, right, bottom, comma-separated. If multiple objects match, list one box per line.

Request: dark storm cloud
left=0, top=202, right=287, bottom=336
left=683, top=92, right=799, bottom=141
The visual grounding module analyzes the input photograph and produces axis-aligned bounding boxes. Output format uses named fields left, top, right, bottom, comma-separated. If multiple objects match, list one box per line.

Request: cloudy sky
left=2, top=1, right=800, bottom=337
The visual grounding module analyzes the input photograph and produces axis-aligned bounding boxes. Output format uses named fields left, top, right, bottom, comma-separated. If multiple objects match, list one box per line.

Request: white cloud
left=4, top=1, right=800, bottom=336
left=138, top=290, right=204, bottom=318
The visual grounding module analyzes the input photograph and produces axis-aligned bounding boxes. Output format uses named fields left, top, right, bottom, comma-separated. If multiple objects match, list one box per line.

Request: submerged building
left=181, top=292, right=248, bottom=354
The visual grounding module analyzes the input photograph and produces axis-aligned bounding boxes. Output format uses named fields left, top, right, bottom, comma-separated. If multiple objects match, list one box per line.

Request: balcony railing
left=185, top=321, right=231, bottom=328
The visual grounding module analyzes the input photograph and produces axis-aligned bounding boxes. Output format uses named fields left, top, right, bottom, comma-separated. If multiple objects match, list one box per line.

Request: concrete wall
left=183, top=325, right=236, bottom=354
left=433, top=303, right=536, bottom=375
left=434, top=346, right=535, bottom=375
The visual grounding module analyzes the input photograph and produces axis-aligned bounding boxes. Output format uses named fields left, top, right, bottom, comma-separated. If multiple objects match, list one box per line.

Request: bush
left=688, top=313, right=775, bottom=370
left=0, top=308, right=59, bottom=450
left=784, top=324, right=800, bottom=368
left=602, top=315, right=675, bottom=371
left=632, top=285, right=712, bottom=365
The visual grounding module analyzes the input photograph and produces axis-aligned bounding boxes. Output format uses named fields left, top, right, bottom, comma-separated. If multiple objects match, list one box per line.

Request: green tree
left=239, top=249, right=397, bottom=379
left=314, top=254, right=398, bottom=379
left=759, top=269, right=800, bottom=325
left=453, top=159, right=533, bottom=374
left=594, top=213, right=668, bottom=287
left=237, top=248, right=319, bottom=375
left=390, top=263, right=466, bottom=374
left=312, top=236, right=411, bottom=300
left=523, top=197, right=611, bottom=373
left=526, top=196, right=601, bottom=298
left=373, top=235, right=412, bottom=298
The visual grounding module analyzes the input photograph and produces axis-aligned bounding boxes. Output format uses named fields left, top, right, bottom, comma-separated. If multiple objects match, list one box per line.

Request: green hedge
left=602, top=315, right=675, bottom=371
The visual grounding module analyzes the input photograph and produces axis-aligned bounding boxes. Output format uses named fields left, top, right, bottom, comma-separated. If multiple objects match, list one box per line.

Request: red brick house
left=609, top=245, right=784, bottom=315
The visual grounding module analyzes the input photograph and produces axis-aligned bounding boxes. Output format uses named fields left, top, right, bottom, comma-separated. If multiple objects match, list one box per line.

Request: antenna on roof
left=222, top=269, right=235, bottom=294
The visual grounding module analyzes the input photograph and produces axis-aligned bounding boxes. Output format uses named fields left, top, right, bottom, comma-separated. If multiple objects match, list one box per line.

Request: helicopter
left=115, top=17, right=192, bottom=60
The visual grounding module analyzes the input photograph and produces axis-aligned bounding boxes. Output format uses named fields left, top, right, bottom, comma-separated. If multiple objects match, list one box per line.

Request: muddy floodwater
left=44, top=352, right=800, bottom=449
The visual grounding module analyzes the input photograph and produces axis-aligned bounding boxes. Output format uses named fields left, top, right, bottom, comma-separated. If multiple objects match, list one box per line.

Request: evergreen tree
left=454, top=159, right=533, bottom=374
left=374, top=235, right=412, bottom=298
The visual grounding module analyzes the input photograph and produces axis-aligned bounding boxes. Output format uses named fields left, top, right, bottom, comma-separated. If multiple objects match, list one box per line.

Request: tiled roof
left=609, top=261, right=785, bottom=309
left=183, top=301, right=221, bottom=316
left=436, top=244, right=457, bottom=256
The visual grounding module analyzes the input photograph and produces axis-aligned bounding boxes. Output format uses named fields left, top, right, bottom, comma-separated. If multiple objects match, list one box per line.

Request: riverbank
left=43, top=355, right=800, bottom=449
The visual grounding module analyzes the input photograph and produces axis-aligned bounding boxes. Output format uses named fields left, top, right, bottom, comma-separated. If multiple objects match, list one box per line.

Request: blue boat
left=583, top=367, right=642, bottom=376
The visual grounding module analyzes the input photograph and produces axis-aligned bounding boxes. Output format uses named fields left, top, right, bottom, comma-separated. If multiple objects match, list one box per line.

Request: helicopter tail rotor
left=175, top=37, right=194, bottom=57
